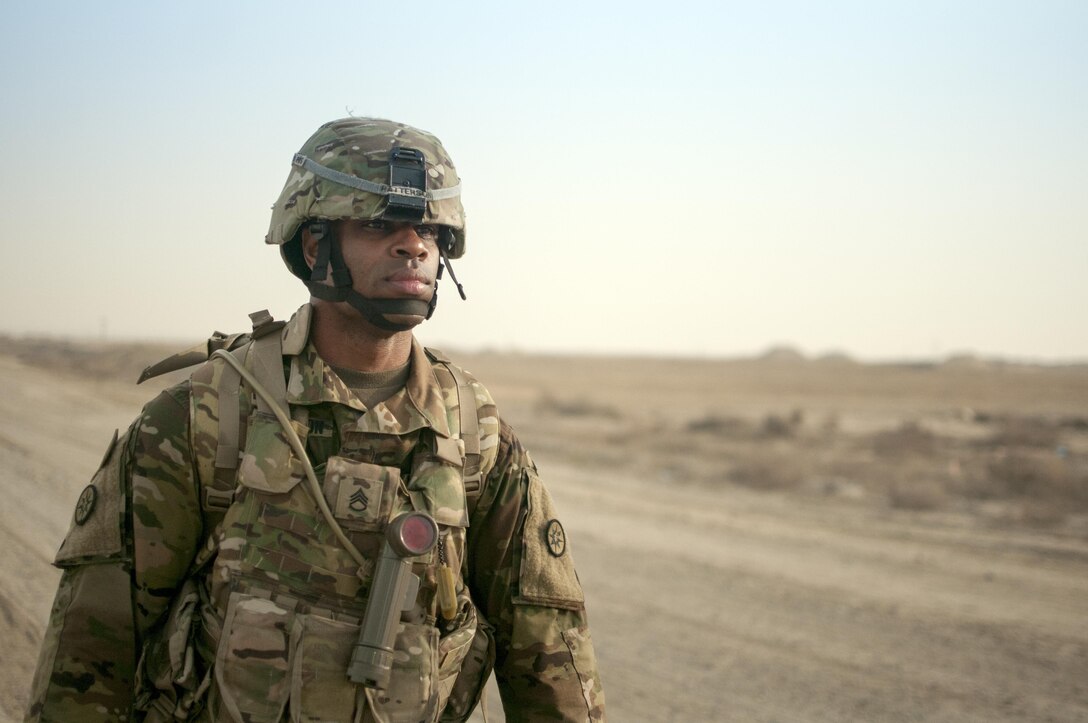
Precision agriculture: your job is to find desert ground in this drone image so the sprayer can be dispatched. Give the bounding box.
[1,337,1086,722]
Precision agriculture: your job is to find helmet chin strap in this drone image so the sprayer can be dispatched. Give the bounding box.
[309,284,431,332]
[438,245,467,301]
[306,223,433,332]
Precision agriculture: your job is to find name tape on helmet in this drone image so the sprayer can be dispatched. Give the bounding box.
[292,154,461,201]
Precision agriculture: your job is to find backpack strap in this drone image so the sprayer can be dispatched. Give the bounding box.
[425,348,483,514]
[135,326,254,523]
[204,310,288,517]
[447,363,482,494]
[208,349,243,511]
[246,310,289,415]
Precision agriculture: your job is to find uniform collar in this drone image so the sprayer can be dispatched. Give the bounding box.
[280,303,451,437]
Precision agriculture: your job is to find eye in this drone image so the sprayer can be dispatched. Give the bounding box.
[363,219,388,232]
[414,224,440,241]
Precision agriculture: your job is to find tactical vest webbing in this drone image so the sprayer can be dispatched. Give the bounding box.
[139,309,486,534]
[135,310,499,722]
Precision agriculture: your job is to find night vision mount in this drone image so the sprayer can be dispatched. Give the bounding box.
[383,147,428,222]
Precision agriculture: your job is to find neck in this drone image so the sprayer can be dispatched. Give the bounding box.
[309,299,414,372]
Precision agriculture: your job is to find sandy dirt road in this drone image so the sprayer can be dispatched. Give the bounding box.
[2,348,1086,722]
[552,461,1088,722]
[0,354,159,723]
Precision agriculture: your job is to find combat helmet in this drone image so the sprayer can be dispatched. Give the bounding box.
[267,117,467,330]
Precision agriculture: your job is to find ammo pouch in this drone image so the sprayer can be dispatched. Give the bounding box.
[439,614,495,722]
[135,577,215,722]
[204,589,482,723]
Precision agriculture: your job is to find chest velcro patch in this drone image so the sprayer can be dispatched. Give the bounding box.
[325,457,400,532]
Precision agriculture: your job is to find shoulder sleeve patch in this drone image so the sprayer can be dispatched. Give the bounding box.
[514,468,585,611]
[55,428,129,566]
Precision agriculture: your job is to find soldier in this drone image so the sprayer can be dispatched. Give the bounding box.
[26,118,605,722]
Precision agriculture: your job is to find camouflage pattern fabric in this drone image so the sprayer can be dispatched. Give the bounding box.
[26,305,604,722]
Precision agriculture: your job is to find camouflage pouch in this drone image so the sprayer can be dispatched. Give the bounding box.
[236,412,307,495]
[135,577,213,721]
[407,456,469,528]
[439,611,494,722]
[288,612,358,722]
[212,592,294,723]
[288,612,446,723]
[213,598,444,722]
[434,602,480,708]
[364,621,440,723]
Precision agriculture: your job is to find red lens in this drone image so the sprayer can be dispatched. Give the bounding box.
[399,514,436,554]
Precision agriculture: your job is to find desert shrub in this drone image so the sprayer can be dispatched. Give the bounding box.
[728,454,804,491]
[872,422,936,457]
[1059,416,1088,432]
[535,394,620,419]
[760,414,793,438]
[647,431,707,456]
[954,450,1088,525]
[1018,499,1070,527]
[987,451,1083,501]
[688,410,803,439]
[989,418,1061,449]
[888,478,948,511]
[759,410,803,439]
[686,414,752,437]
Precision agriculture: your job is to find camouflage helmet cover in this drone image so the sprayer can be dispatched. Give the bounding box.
[267,117,466,276]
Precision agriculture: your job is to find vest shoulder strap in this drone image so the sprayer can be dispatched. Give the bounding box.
[196,310,289,527]
[424,347,484,516]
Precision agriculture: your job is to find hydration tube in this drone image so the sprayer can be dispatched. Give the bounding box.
[210,348,368,573]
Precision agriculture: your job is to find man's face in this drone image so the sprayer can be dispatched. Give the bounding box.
[338,219,441,299]
[302,218,443,327]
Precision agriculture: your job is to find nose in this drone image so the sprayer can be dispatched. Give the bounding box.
[390,224,430,259]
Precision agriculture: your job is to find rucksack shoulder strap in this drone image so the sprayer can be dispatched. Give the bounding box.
[425,347,483,512]
[245,309,289,415]
[198,310,288,521]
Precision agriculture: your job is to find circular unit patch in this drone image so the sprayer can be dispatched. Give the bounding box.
[545,519,567,557]
[74,485,98,526]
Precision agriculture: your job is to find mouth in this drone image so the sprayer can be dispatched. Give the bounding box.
[384,271,433,296]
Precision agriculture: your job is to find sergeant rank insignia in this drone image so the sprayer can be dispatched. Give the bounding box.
[349,489,369,513]
[545,519,566,557]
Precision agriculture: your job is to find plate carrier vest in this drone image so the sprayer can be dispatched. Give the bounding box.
[135,310,494,723]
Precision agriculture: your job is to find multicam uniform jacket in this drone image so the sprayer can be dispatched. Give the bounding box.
[26,305,605,722]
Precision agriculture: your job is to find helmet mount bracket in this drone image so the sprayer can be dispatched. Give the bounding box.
[383,147,428,223]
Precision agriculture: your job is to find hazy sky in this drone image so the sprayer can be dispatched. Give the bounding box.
[1,1,1085,361]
